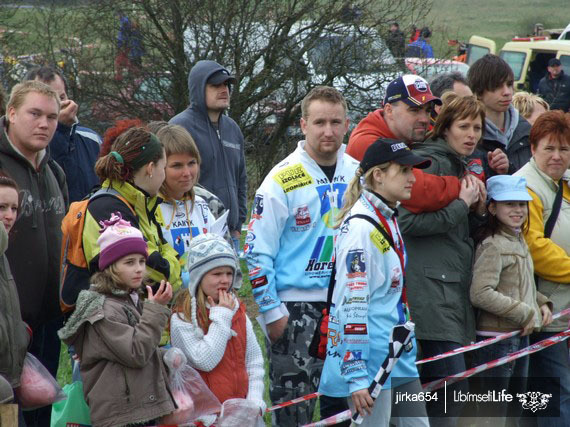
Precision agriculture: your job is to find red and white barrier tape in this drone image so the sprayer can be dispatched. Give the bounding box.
[415,307,570,365]
[302,409,353,427]
[266,391,321,412]
[271,310,570,420]
[422,328,570,392]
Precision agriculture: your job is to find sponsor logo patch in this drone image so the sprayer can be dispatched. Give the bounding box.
[295,204,311,226]
[346,249,366,278]
[305,235,335,277]
[344,323,367,335]
[274,164,314,193]
[316,183,348,228]
[251,275,268,289]
[251,195,263,219]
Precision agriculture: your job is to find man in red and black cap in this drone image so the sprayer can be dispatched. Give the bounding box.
[347,74,462,213]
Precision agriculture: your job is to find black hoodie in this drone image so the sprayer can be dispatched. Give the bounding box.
[0,118,68,328]
[169,60,247,233]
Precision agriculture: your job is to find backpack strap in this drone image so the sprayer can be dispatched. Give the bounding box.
[88,187,136,217]
[544,178,564,238]
[325,213,394,312]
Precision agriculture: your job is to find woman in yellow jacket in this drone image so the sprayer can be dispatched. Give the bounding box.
[82,127,181,292]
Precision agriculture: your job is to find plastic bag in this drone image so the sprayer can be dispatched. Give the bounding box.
[15,353,66,410]
[160,348,221,425]
[217,398,265,427]
[50,381,92,427]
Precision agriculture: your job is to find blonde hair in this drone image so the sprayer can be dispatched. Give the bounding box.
[173,287,211,332]
[7,80,60,114]
[335,163,390,227]
[156,124,202,203]
[512,91,549,120]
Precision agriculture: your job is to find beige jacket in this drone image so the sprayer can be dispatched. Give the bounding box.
[470,226,551,332]
[59,289,175,427]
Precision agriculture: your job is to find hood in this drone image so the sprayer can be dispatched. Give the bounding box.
[188,60,232,117]
[57,289,105,343]
[484,105,520,148]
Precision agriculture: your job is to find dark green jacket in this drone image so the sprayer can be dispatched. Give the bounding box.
[398,138,476,345]
[0,225,29,388]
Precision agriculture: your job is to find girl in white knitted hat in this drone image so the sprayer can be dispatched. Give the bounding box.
[170,233,266,421]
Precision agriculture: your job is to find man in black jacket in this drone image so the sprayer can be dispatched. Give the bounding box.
[1,80,68,427]
[538,58,570,112]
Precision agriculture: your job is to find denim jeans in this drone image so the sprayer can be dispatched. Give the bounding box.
[472,335,529,425]
[522,331,570,427]
[417,340,468,427]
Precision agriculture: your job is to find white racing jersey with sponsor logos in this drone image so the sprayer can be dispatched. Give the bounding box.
[245,141,358,324]
[319,191,419,397]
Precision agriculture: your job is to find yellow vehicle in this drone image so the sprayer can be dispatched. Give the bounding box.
[466,36,570,92]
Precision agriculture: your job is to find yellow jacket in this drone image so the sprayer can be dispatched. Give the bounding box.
[82,179,182,292]
[515,159,570,331]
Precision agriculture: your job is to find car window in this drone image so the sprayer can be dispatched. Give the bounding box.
[467,45,490,66]
[500,51,526,81]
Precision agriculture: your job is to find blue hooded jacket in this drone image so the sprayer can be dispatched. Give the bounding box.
[169,60,247,233]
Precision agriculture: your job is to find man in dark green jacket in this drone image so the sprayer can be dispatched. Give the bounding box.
[0,80,67,427]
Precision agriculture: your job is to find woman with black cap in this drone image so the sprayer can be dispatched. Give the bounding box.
[318,138,431,426]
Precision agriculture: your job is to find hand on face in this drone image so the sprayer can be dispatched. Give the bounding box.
[207,289,236,310]
[58,99,78,127]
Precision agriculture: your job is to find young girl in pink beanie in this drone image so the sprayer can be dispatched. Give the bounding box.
[59,212,176,427]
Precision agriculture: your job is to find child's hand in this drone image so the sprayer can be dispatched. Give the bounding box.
[147,280,172,306]
[540,304,553,327]
[207,290,236,310]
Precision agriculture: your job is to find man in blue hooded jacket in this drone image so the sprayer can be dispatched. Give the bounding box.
[169,60,247,252]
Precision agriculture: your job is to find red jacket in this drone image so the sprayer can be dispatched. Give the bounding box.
[199,303,249,404]
[347,109,461,213]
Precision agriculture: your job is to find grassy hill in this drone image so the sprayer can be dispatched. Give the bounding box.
[427,0,570,57]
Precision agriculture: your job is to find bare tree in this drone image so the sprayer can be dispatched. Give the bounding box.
[1,0,432,193]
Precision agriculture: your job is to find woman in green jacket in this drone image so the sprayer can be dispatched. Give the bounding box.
[83,127,182,292]
[398,93,487,424]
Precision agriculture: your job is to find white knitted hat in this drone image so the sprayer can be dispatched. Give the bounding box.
[186,233,237,334]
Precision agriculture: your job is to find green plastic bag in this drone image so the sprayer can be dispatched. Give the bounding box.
[50,381,92,427]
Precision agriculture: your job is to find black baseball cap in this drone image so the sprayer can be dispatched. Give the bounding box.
[360,138,431,173]
[207,69,237,85]
[548,58,562,67]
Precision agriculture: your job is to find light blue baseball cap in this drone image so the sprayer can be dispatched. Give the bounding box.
[486,175,532,202]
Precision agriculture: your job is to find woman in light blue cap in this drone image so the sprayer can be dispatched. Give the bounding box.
[470,175,553,425]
